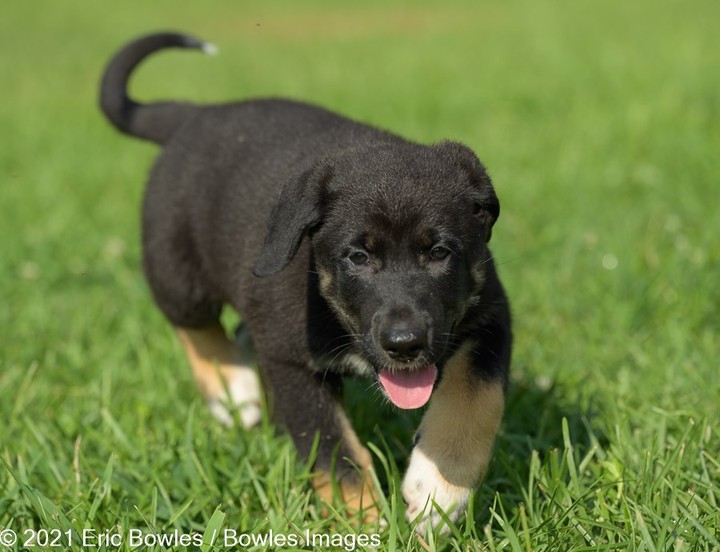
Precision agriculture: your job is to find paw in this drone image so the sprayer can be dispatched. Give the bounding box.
[209,366,262,428]
[402,448,471,534]
[313,467,383,526]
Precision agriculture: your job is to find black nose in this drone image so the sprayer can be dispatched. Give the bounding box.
[380,327,427,362]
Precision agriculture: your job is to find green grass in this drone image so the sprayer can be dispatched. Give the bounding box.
[1,0,719,550]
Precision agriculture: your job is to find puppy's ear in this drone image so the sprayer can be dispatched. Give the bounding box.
[438,141,500,242]
[253,164,332,277]
[472,187,499,242]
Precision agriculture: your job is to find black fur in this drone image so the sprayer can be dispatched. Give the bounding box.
[100,32,511,481]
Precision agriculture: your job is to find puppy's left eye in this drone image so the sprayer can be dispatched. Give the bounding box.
[429,246,451,261]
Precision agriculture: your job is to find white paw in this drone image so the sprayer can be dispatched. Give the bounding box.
[209,366,262,428]
[402,448,471,534]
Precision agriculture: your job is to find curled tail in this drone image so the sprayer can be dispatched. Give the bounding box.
[99,32,216,144]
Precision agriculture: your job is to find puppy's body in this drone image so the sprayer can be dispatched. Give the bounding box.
[101,33,511,530]
[143,99,394,326]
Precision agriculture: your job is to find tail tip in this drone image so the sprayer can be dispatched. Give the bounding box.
[201,41,219,56]
[179,34,218,55]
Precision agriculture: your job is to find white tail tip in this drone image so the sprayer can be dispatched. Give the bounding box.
[201,42,218,56]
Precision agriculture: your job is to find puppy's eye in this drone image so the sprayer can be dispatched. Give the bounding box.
[348,251,370,266]
[429,246,451,261]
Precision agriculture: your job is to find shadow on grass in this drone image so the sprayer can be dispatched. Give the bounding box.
[477,376,605,524]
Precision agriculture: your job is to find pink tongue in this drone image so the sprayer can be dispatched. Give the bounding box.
[378,364,438,409]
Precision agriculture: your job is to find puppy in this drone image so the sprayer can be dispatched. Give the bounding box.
[100,32,511,531]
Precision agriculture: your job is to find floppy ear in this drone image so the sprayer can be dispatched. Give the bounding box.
[437,141,500,242]
[253,164,332,277]
[473,178,499,243]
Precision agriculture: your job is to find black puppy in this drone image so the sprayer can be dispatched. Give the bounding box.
[100,32,511,531]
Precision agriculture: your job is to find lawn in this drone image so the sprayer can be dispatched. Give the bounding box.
[1,0,718,550]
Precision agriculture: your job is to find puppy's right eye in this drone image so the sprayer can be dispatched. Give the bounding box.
[348,251,370,266]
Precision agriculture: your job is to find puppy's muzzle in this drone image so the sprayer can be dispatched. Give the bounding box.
[380,325,427,362]
[373,312,438,410]
[374,303,431,365]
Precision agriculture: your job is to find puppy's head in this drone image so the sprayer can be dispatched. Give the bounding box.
[254,141,499,409]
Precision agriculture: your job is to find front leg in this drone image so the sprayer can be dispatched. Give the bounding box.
[402,341,506,533]
[259,356,380,521]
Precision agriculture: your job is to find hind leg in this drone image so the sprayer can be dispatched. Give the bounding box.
[142,215,262,427]
[177,322,262,428]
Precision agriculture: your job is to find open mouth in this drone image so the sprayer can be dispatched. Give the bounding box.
[377,364,438,409]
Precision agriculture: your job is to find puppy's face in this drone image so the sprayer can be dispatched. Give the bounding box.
[254,141,499,409]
